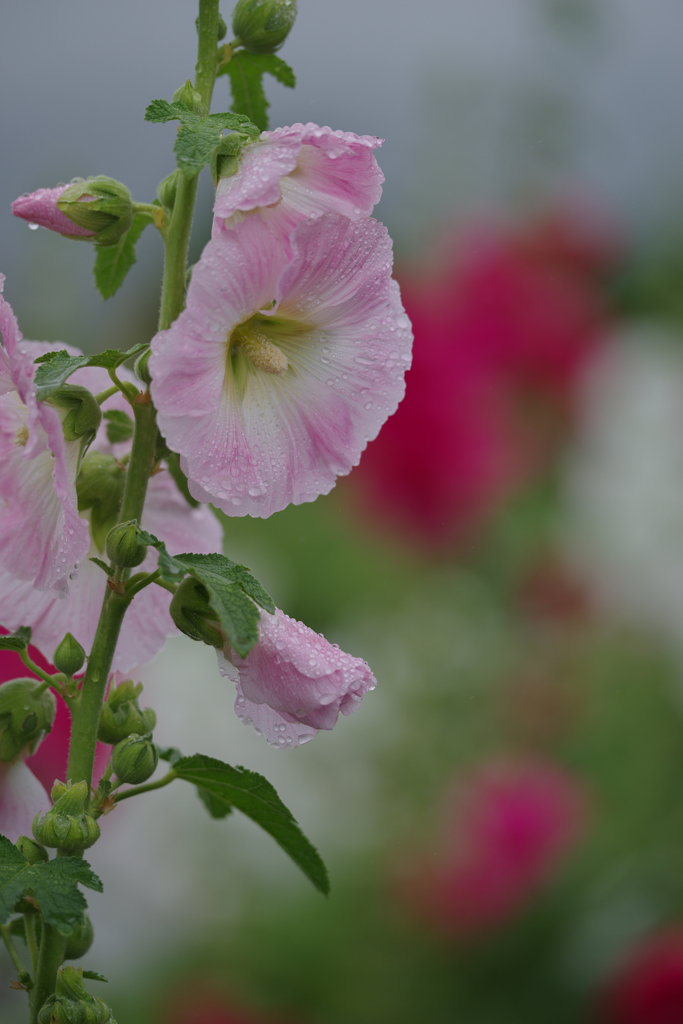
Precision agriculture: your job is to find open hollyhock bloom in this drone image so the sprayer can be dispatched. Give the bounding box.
[150,212,412,517]
[0,277,90,593]
[217,608,376,748]
[212,122,384,245]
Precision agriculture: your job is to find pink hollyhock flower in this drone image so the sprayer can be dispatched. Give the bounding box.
[217,608,376,748]
[0,276,90,592]
[0,759,51,843]
[601,928,683,1024]
[12,185,96,238]
[0,373,224,674]
[401,757,587,935]
[212,123,384,246]
[150,212,411,517]
[353,209,613,545]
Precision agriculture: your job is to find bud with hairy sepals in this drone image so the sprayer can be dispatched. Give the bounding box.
[48,384,102,450]
[232,0,297,53]
[53,633,85,678]
[64,914,94,960]
[0,681,56,761]
[33,780,100,851]
[15,835,48,864]
[111,733,158,785]
[76,452,126,554]
[57,175,134,247]
[98,678,156,745]
[105,519,147,568]
[170,577,224,648]
[172,79,203,113]
[38,967,114,1024]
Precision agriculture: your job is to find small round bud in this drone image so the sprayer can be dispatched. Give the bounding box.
[57,175,134,247]
[38,967,115,1024]
[97,679,156,745]
[156,169,180,211]
[0,680,57,761]
[76,452,126,553]
[170,577,224,648]
[111,734,158,785]
[48,384,102,447]
[172,79,203,112]
[232,0,297,53]
[105,520,148,568]
[15,835,48,865]
[134,347,152,386]
[33,781,100,852]
[195,11,228,40]
[53,633,85,678]
[64,914,94,961]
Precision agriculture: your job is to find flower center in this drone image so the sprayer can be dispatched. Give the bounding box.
[231,324,289,376]
[14,425,29,447]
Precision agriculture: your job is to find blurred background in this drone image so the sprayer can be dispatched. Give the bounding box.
[4,1,683,1021]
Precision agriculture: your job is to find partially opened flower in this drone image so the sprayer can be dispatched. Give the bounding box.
[213,123,384,246]
[0,276,91,593]
[150,212,412,517]
[12,185,97,239]
[217,608,376,748]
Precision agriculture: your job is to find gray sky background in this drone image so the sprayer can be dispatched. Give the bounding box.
[2,0,683,351]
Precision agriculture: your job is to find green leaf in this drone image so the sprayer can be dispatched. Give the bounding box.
[34,344,147,401]
[219,52,295,131]
[93,211,151,300]
[89,558,112,576]
[137,538,275,657]
[82,971,108,983]
[0,836,103,936]
[144,99,259,176]
[196,786,233,819]
[158,746,183,765]
[173,755,329,894]
[0,627,32,652]
[103,409,134,444]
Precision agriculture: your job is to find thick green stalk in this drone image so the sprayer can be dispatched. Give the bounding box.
[30,4,223,1016]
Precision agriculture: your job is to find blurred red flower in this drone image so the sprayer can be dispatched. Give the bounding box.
[354,209,615,544]
[401,756,587,936]
[601,929,683,1024]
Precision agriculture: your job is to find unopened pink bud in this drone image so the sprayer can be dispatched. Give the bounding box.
[12,185,96,239]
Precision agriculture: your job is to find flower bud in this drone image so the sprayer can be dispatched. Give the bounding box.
[105,519,148,569]
[172,79,203,113]
[111,734,158,785]
[195,11,228,40]
[12,184,98,239]
[48,384,102,448]
[134,346,152,386]
[169,577,224,648]
[33,781,100,851]
[53,633,85,678]
[98,679,156,745]
[156,170,180,212]
[51,780,68,802]
[15,835,48,864]
[0,681,57,761]
[56,175,134,247]
[64,914,94,960]
[38,967,114,1024]
[232,0,297,53]
[76,452,126,553]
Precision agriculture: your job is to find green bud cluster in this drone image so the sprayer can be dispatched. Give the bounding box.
[105,520,148,569]
[53,633,86,678]
[232,0,297,53]
[33,781,100,851]
[57,175,134,247]
[0,680,56,761]
[38,967,115,1024]
[98,679,156,745]
[169,577,224,648]
[111,733,158,785]
[76,452,126,553]
[48,385,102,449]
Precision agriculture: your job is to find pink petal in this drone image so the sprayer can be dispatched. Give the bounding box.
[0,760,51,844]
[12,185,96,238]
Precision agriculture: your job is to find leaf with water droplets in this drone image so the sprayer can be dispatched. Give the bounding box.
[144,98,259,176]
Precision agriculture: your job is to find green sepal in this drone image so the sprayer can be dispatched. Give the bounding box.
[98,679,156,746]
[93,211,151,300]
[0,627,32,652]
[0,680,57,761]
[38,966,115,1024]
[34,345,147,401]
[33,781,100,851]
[219,51,295,131]
[111,734,158,785]
[47,384,102,446]
[82,972,108,983]
[231,0,297,55]
[144,98,259,177]
[89,558,112,576]
[173,755,329,894]
[76,452,126,554]
[102,409,134,444]
[0,834,102,936]
[138,535,275,657]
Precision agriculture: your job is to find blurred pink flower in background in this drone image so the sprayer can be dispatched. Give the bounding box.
[164,987,292,1024]
[354,209,616,545]
[401,757,587,936]
[600,928,683,1024]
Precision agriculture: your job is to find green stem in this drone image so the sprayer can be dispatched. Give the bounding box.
[0,923,26,975]
[114,769,177,804]
[29,924,64,1024]
[94,384,120,405]
[19,652,62,693]
[24,915,38,976]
